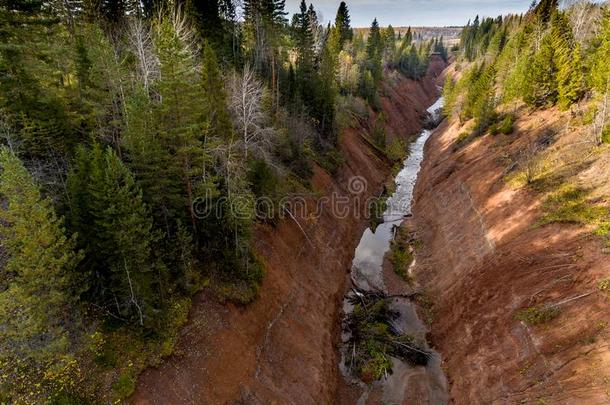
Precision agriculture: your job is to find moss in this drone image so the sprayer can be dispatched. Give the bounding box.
[515,306,560,325]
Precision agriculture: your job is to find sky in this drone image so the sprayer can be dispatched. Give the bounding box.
[284,0,534,27]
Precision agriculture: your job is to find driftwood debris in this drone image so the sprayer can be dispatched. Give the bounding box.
[343,288,431,380]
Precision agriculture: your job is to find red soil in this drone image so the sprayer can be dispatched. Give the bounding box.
[413,96,610,403]
[131,58,445,404]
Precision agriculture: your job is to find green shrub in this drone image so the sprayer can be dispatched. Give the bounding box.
[601,124,610,144]
[385,139,406,162]
[390,248,414,283]
[497,114,514,134]
[344,294,429,382]
[112,371,136,399]
[515,306,560,325]
[371,122,387,149]
[317,146,345,175]
[216,250,265,305]
[336,95,369,129]
[248,159,283,220]
[598,277,610,296]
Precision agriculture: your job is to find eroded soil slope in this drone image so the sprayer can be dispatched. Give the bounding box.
[132,57,445,404]
[413,102,610,403]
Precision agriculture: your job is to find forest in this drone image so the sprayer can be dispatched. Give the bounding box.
[0,0,449,402]
[443,0,609,142]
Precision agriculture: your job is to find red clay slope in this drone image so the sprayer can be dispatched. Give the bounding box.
[131,57,446,404]
[413,97,610,403]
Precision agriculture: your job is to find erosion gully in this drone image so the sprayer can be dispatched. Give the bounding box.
[340,97,448,404]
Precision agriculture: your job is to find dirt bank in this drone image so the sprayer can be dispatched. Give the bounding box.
[412,91,610,402]
[131,57,445,404]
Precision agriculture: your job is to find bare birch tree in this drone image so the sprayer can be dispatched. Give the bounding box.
[128,18,159,90]
[228,65,275,158]
[563,0,601,46]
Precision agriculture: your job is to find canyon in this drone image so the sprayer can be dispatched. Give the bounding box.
[132,57,447,404]
[134,58,610,405]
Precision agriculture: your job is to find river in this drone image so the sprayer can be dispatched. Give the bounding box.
[340,97,448,404]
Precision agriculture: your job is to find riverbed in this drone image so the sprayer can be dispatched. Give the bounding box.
[341,97,448,404]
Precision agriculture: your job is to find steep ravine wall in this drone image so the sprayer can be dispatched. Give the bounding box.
[131,57,446,404]
[412,70,610,403]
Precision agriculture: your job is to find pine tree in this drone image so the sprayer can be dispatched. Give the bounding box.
[122,88,184,237]
[382,25,396,62]
[0,147,81,366]
[0,0,77,157]
[154,16,216,232]
[472,64,497,134]
[242,0,287,73]
[533,0,558,24]
[334,1,352,46]
[366,18,383,85]
[317,24,341,140]
[557,43,585,110]
[201,41,234,139]
[295,0,316,107]
[591,10,610,94]
[525,30,558,107]
[68,145,161,326]
[95,147,160,326]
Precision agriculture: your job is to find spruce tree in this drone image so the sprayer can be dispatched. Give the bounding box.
[122,88,184,236]
[334,1,352,46]
[68,145,161,326]
[591,10,610,94]
[201,41,234,140]
[0,0,77,157]
[557,43,585,110]
[317,25,341,140]
[0,147,81,367]
[525,30,558,107]
[295,0,316,107]
[366,18,383,85]
[533,0,558,24]
[154,16,216,232]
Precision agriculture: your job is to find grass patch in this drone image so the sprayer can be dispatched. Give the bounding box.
[95,295,193,402]
[456,131,470,144]
[540,185,608,224]
[515,306,560,325]
[540,185,610,245]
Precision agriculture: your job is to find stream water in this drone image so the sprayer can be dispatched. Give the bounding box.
[341,97,448,404]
